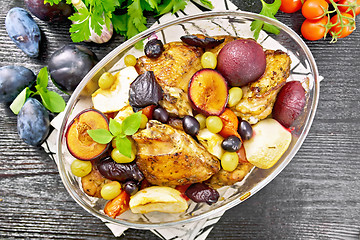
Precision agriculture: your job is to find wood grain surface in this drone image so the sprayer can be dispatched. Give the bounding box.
[1,0,360,239]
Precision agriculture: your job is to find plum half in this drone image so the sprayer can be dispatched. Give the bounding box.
[272,81,306,128]
[217,39,266,87]
[188,69,228,116]
[66,109,109,160]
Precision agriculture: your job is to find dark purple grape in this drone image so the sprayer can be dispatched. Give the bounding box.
[0,66,36,103]
[182,115,200,136]
[144,39,164,58]
[17,98,50,146]
[5,7,41,57]
[185,183,220,205]
[48,44,97,92]
[129,71,163,110]
[97,157,144,182]
[153,107,169,123]
[238,120,253,140]
[180,35,225,48]
[24,0,72,22]
[221,135,241,152]
[123,180,139,195]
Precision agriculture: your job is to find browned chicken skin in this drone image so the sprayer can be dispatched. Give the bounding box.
[81,165,111,198]
[231,50,291,124]
[132,120,220,186]
[135,41,203,117]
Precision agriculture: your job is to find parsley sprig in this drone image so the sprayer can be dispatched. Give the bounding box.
[10,67,66,114]
[250,0,281,40]
[44,0,213,43]
[87,112,142,158]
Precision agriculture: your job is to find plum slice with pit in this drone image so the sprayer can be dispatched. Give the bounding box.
[188,69,228,116]
[66,109,109,160]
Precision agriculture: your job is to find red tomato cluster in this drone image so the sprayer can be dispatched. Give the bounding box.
[280,0,359,42]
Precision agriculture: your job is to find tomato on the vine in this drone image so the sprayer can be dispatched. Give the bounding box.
[280,0,303,13]
[337,0,360,16]
[302,0,329,19]
[301,16,329,40]
[330,13,355,38]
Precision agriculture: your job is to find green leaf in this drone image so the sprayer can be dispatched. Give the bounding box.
[158,0,174,15]
[122,111,142,136]
[10,87,32,115]
[199,0,213,9]
[87,129,114,144]
[109,118,123,136]
[44,0,61,5]
[112,14,128,34]
[37,87,66,113]
[172,0,187,13]
[115,136,132,158]
[37,67,49,89]
[263,23,280,35]
[251,0,281,40]
[69,8,92,42]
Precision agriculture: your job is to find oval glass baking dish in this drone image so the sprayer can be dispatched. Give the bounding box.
[57,10,320,229]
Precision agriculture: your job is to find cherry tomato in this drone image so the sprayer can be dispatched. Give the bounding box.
[302,0,329,19]
[301,16,329,40]
[330,13,355,38]
[338,0,360,16]
[325,0,340,2]
[280,0,303,13]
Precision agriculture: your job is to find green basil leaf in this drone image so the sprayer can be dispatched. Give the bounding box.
[109,118,123,136]
[115,136,132,158]
[263,23,280,35]
[122,111,142,136]
[9,87,32,114]
[37,67,49,89]
[37,87,66,113]
[87,129,113,144]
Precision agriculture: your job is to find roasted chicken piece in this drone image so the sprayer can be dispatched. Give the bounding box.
[207,162,253,188]
[135,42,203,117]
[231,50,291,124]
[132,120,220,186]
[81,166,111,198]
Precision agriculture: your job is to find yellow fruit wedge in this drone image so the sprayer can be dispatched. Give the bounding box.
[129,186,188,214]
[243,118,292,169]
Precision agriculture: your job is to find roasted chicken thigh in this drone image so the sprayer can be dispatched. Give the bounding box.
[135,42,203,117]
[132,120,220,186]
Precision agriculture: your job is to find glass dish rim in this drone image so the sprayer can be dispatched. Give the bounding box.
[56,10,320,229]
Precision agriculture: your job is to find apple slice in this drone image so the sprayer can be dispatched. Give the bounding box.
[243,118,292,169]
[66,109,109,161]
[188,69,228,116]
[129,186,188,214]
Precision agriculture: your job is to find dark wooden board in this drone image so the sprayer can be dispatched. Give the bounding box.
[1,0,360,239]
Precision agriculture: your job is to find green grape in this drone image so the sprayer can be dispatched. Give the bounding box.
[206,116,223,133]
[124,54,137,67]
[228,87,243,107]
[201,52,217,69]
[101,181,121,200]
[220,152,239,172]
[139,114,148,129]
[71,159,92,177]
[98,72,115,90]
[195,113,206,129]
[111,146,136,163]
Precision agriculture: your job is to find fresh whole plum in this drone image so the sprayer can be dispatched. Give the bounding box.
[17,98,50,146]
[0,66,36,103]
[24,0,72,22]
[217,39,266,87]
[48,44,98,92]
[272,81,306,128]
[5,7,41,58]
